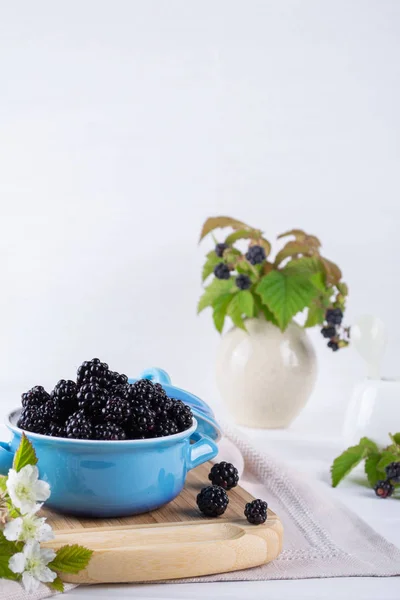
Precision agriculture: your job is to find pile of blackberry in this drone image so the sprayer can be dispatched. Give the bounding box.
[17,359,193,441]
[321,308,350,351]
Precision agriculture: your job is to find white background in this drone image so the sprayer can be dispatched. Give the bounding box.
[0,0,399,436]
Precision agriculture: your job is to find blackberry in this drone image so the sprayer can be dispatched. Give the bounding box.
[130,379,157,406]
[21,386,50,409]
[168,399,193,432]
[214,263,230,280]
[245,245,266,265]
[385,462,400,483]
[107,371,128,390]
[209,462,239,490]
[374,480,394,499]
[17,407,48,435]
[215,243,228,258]
[94,423,126,441]
[102,397,131,425]
[327,340,339,352]
[110,383,131,400]
[77,382,108,411]
[77,358,109,387]
[154,418,179,438]
[48,422,66,438]
[152,395,173,418]
[326,308,343,326]
[52,379,77,400]
[42,397,69,424]
[196,486,229,517]
[65,410,93,439]
[129,405,156,437]
[236,274,251,291]
[321,326,336,339]
[245,499,268,524]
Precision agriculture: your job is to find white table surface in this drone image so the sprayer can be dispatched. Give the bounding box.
[1,425,399,599]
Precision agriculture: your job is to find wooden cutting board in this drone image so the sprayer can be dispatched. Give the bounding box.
[41,462,283,584]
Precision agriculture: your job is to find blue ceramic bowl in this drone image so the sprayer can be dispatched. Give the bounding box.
[0,411,218,517]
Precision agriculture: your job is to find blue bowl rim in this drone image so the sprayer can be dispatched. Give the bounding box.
[6,409,198,448]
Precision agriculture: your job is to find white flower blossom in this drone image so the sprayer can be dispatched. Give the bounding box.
[9,541,56,593]
[4,513,54,543]
[6,465,50,514]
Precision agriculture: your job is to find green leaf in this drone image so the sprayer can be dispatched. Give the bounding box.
[199,216,253,241]
[202,252,221,282]
[390,433,400,446]
[365,453,386,487]
[337,282,349,296]
[377,451,400,473]
[49,544,93,575]
[12,433,37,472]
[330,438,377,487]
[236,290,255,318]
[0,555,19,580]
[47,576,65,592]
[197,278,235,313]
[253,293,279,326]
[212,295,233,333]
[285,256,323,276]
[0,531,19,555]
[227,294,246,330]
[274,241,314,267]
[256,270,318,331]
[225,229,261,245]
[304,303,325,328]
[0,476,6,492]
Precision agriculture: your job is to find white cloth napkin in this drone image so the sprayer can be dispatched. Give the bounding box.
[2,427,399,599]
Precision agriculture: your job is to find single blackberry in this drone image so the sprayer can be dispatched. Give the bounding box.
[168,399,193,432]
[94,422,126,441]
[17,407,48,435]
[374,480,394,499]
[77,358,109,387]
[130,379,157,406]
[65,410,93,439]
[129,405,156,437]
[197,486,229,517]
[21,386,50,409]
[215,243,228,258]
[107,371,128,390]
[48,422,66,438]
[245,245,266,265]
[245,499,268,524]
[235,274,251,290]
[152,395,173,418]
[42,397,69,424]
[154,417,179,438]
[154,382,168,399]
[52,379,77,400]
[327,340,339,352]
[102,397,131,425]
[214,263,230,280]
[321,326,336,339]
[77,382,108,411]
[326,308,343,326]
[385,462,400,483]
[209,462,239,490]
[110,383,131,400]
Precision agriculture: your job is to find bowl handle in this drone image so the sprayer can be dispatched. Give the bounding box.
[139,368,172,385]
[187,432,218,471]
[0,441,14,475]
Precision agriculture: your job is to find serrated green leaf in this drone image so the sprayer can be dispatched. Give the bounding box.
[253,293,279,326]
[274,241,313,266]
[49,544,93,575]
[304,303,325,328]
[365,452,386,487]
[225,229,261,245]
[202,252,221,282]
[197,278,235,313]
[359,437,379,453]
[310,272,326,292]
[199,216,253,242]
[13,433,37,472]
[377,451,400,473]
[212,295,233,333]
[223,248,242,263]
[47,576,65,592]
[390,433,400,446]
[331,442,371,487]
[235,290,255,318]
[0,531,19,555]
[285,256,323,276]
[0,555,19,580]
[227,294,246,330]
[256,271,318,331]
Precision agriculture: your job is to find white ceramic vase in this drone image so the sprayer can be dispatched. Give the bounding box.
[216,318,317,428]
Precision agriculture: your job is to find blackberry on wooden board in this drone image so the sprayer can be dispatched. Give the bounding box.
[208,462,239,490]
[196,486,229,517]
[245,499,268,524]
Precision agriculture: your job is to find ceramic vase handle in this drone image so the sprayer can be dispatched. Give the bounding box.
[187,432,218,471]
[0,441,14,475]
[139,368,172,385]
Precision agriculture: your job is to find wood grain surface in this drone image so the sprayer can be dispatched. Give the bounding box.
[41,462,283,584]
